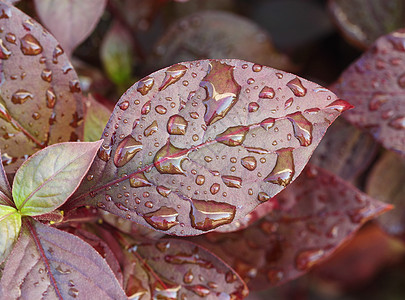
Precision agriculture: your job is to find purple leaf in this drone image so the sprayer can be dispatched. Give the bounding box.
[0,1,85,172]
[34,0,107,56]
[190,165,392,290]
[70,59,352,235]
[0,220,126,299]
[0,153,12,207]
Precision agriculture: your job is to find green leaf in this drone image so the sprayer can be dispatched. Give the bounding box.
[84,95,112,142]
[12,141,102,216]
[0,205,21,264]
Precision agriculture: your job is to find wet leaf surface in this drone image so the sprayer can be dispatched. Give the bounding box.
[310,118,378,183]
[190,165,392,290]
[13,141,102,216]
[0,2,85,172]
[329,0,405,49]
[366,150,405,236]
[0,220,126,299]
[34,0,107,56]
[83,95,112,142]
[151,11,293,72]
[0,204,20,264]
[333,29,405,155]
[70,59,351,236]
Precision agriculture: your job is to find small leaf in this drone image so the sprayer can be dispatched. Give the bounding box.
[0,205,21,264]
[0,220,126,299]
[100,21,134,87]
[71,59,351,235]
[34,0,107,55]
[13,141,102,216]
[329,0,405,49]
[191,165,392,289]
[0,2,85,173]
[0,152,13,207]
[84,95,112,142]
[333,29,405,156]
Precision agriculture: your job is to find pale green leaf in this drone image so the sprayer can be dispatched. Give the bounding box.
[84,95,112,142]
[0,205,21,264]
[12,141,102,216]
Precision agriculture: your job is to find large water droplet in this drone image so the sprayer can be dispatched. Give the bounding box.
[248,102,259,112]
[156,185,171,197]
[144,120,158,137]
[295,249,324,271]
[190,199,236,231]
[141,100,151,115]
[98,144,112,162]
[287,112,313,147]
[325,99,353,113]
[69,80,81,93]
[264,148,295,186]
[200,61,241,125]
[52,45,64,63]
[155,105,167,114]
[241,156,257,171]
[260,117,275,130]
[5,33,16,44]
[143,206,179,230]
[119,100,129,110]
[195,175,205,185]
[46,88,56,108]
[20,34,42,55]
[153,141,189,175]
[186,285,211,297]
[259,86,275,99]
[137,76,154,95]
[210,183,220,195]
[221,175,242,188]
[215,125,249,146]
[167,114,188,135]
[287,77,307,97]
[11,89,33,104]
[159,64,188,91]
[113,135,142,167]
[41,69,52,82]
[258,192,270,202]
[0,38,11,59]
[388,116,405,129]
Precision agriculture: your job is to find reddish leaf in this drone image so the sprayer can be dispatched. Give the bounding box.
[151,11,294,72]
[69,59,351,235]
[328,0,405,49]
[190,165,391,290]
[0,220,126,299]
[0,153,12,206]
[332,29,405,155]
[0,2,84,172]
[366,150,405,236]
[34,0,107,56]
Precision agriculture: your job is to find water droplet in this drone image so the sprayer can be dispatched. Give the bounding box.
[0,6,11,19]
[11,89,33,104]
[252,64,262,72]
[159,64,188,90]
[153,141,188,175]
[287,112,313,147]
[52,45,64,63]
[259,86,275,99]
[200,61,241,125]
[145,201,153,208]
[155,105,167,114]
[190,199,235,231]
[267,269,284,285]
[115,202,129,211]
[184,270,194,283]
[186,285,211,297]
[55,265,71,274]
[98,144,112,162]
[215,125,249,146]
[287,77,307,97]
[129,172,152,188]
[156,185,171,197]
[225,271,237,283]
[248,102,259,112]
[369,93,387,111]
[144,120,158,137]
[247,78,255,84]
[0,38,11,59]
[141,100,151,115]
[32,112,40,120]
[195,175,205,185]
[143,206,179,230]
[240,156,257,171]
[258,192,270,202]
[260,117,275,130]
[20,34,42,55]
[264,148,295,186]
[68,288,79,298]
[325,99,353,113]
[69,80,81,93]
[295,249,324,271]
[210,183,220,195]
[41,69,52,82]
[204,156,213,162]
[167,114,188,135]
[388,116,405,129]
[114,135,142,167]
[45,88,56,108]
[137,76,154,95]
[119,100,129,110]
[284,97,293,109]
[221,175,242,188]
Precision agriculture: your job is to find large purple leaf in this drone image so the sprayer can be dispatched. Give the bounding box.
[332,29,405,155]
[0,2,84,172]
[0,220,126,299]
[69,59,352,235]
[190,165,391,290]
[34,0,107,56]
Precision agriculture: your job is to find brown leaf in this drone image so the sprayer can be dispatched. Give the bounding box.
[69,59,351,236]
[190,165,392,290]
[329,0,405,49]
[333,29,405,155]
[0,2,84,172]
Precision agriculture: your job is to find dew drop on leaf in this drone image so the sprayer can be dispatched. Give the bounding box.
[143,206,179,230]
[113,135,143,167]
[264,148,295,186]
[20,34,43,55]
[190,199,236,231]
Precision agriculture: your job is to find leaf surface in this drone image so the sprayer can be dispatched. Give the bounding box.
[83,95,112,142]
[34,0,107,56]
[0,2,85,172]
[0,220,126,299]
[13,141,102,216]
[71,59,351,235]
[0,204,20,264]
[329,0,405,49]
[190,165,392,289]
[0,153,12,206]
[333,29,405,155]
